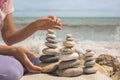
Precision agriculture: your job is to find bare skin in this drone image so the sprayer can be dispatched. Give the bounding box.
[0,13,62,73]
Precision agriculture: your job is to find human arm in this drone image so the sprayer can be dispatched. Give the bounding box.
[0,45,42,73]
[1,14,62,45]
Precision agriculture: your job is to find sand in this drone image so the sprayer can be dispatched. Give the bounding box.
[20,72,111,80]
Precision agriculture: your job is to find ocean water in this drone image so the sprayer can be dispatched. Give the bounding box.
[13,17,120,41]
[1,17,120,57]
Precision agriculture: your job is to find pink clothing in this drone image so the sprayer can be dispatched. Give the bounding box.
[0,0,14,30]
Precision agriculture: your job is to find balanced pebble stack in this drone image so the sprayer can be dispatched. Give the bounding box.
[84,50,97,74]
[56,34,83,77]
[39,29,59,73]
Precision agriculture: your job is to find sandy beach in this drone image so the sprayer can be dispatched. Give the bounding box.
[21,72,112,80]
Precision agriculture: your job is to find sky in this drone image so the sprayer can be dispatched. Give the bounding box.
[13,0,120,17]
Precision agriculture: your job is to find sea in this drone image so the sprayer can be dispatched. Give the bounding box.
[1,17,120,57]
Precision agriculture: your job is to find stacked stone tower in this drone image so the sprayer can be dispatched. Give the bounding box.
[56,34,83,77]
[39,29,59,73]
[84,50,97,74]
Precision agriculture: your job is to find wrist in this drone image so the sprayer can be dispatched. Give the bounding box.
[7,46,17,56]
[29,21,40,31]
[0,46,15,56]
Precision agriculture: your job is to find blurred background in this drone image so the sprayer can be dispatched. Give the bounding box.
[0,0,120,56]
[11,0,120,41]
[1,0,119,55]
[13,0,120,17]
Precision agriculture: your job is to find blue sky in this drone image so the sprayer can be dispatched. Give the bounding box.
[13,0,120,17]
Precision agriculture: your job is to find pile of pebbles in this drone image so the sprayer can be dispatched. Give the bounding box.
[39,29,59,73]
[84,50,97,74]
[56,34,83,77]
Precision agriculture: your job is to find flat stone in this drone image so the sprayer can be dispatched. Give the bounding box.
[45,42,57,49]
[66,37,74,41]
[39,62,59,73]
[59,59,80,69]
[39,55,59,63]
[85,52,94,57]
[59,53,79,61]
[84,60,96,67]
[85,57,95,61]
[66,34,72,38]
[47,34,56,39]
[47,29,55,34]
[84,67,97,74]
[86,49,92,53]
[63,41,75,48]
[60,48,75,54]
[46,37,57,43]
[56,67,83,77]
[42,48,58,55]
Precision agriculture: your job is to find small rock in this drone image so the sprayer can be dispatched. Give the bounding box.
[66,37,74,41]
[60,48,75,54]
[84,67,97,74]
[84,52,94,57]
[45,42,57,49]
[84,60,96,67]
[47,29,55,34]
[46,37,57,43]
[39,62,59,73]
[85,57,95,61]
[63,41,75,48]
[47,34,56,39]
[59,59,80,69]
[66,34,72,38]
[42,48,58,55]
[59,53,79,61]
[39,55,59,63]
[56,67,83,77]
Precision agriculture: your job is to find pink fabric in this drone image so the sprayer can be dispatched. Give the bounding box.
[0,0,4,8]
[0,0,14,30]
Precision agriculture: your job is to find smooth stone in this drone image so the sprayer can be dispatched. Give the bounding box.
[84,67,97,74]
[85,52,94,57]
[56,67,83,77]
[47,29,55,34]
[42,48,58,55]
[59,59,80,69]
[85,57,95,61]
[39,62,59,73]
[59,53,79,61]
[66,37,74,41]
[46,37,57,43]
[47,34,56,39]
[66,34,72,38]
[60,48,75,54]
[45,42,57,49]
[84,60,96,67]
[86,49,92,53]
[63,41,75,48]
[39,55,59,63]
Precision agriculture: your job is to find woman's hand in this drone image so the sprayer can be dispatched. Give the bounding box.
[11,46,42,73]
[30,15,62,30]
